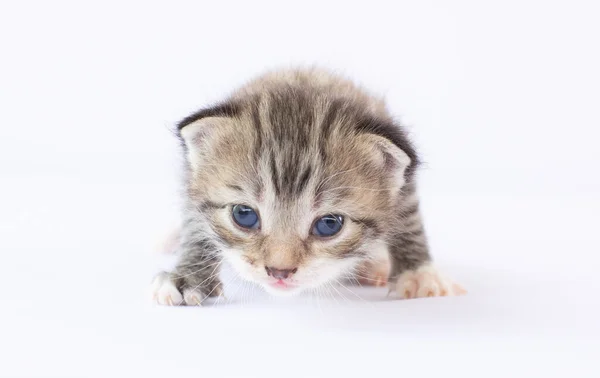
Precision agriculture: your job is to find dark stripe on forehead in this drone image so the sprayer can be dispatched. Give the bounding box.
[250,99,264,158]
[267,88,313,150]
[258,88,321,198]
[269,156,314,198]
[295,165,312,195]
[269,153,281,195]
[320,99,343,140]
[318,99,343,159]
[279,158,298,197]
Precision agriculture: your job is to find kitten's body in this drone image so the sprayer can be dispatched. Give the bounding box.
[151,68,464,305]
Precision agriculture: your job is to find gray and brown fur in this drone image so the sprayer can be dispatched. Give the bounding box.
[168,68,431,299]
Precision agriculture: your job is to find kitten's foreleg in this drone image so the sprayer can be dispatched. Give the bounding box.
[151,239,223,306]
[387,197,465,299]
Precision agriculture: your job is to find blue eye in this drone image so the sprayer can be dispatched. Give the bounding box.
[312,215,344,237]
[232,205,260,229]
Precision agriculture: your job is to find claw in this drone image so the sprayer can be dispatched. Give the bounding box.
[191,296,202,306]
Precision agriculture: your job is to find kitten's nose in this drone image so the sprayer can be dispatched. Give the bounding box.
[265,266,298,280]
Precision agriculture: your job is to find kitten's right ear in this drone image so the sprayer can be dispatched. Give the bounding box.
[178,116,228,170]
[176,102,240,170]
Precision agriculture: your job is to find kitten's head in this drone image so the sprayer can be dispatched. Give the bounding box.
[177,78,418,296]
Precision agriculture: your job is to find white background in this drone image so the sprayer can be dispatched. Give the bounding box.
[1,1,599,377]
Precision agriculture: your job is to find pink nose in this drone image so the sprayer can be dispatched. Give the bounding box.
[265,266,297,280]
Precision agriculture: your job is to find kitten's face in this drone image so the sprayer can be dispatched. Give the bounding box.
[181,106,412,296]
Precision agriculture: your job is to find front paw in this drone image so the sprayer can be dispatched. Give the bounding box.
[393,264,466,299]
[150,271,208,306]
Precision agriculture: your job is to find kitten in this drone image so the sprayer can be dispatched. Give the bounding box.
[151,68,465,305]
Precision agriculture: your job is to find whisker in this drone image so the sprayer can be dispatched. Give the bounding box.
[318,186,394,197]
[224,276,245,305]
[324,282,340,305]
[317,166,363,190]
[327,281,351,303]
[177,260,223,305]
[334,277,373,307]
[199,280,223,305]
[176,253,221,268]
[171,260,222,279]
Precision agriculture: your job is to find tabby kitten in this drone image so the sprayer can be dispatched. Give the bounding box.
[151,68,464,305]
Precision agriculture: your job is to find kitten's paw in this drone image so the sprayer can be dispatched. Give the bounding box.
[182,288,206,306]
[150,272,212,306]
[151,272,184,306]
[394,264,466,299]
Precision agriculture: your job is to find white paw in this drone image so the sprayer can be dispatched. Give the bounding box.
[151,272,183,306]
[394,264,466,299]
[182,288,206,306]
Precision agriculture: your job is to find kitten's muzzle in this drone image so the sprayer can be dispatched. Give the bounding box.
[265,266,298,280]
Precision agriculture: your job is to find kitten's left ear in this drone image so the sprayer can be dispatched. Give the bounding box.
[360,133,416,188]
[357,116,419,188]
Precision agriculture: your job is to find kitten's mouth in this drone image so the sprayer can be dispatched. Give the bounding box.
[268,279,297,290]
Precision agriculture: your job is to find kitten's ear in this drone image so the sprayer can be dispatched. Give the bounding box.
[177,102,240,170]
[178,116,228,170]
[361,133,414,188]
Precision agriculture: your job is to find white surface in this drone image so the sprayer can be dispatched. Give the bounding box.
[1,1,599,377]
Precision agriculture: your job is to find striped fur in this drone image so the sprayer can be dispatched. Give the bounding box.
[157,68,437,301]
